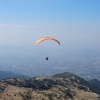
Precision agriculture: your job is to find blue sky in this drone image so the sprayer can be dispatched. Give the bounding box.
[0,0,100,24]
[0,0,100,50]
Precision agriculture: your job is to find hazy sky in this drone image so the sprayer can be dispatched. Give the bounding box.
[0,0,100,50]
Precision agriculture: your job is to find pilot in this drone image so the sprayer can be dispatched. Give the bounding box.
[46,57,49,60]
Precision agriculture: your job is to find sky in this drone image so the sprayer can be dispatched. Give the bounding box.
[0,0,100,50]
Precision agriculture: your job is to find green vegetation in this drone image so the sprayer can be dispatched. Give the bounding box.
[88,79,100,89]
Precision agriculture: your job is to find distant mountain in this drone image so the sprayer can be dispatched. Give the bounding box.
[0,72,99,100]
[88,79,100,89]
[0,70,28,80]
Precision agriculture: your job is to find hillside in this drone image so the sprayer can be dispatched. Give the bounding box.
[0,72,100,100]
[53,72,100,95]
[88,79,100,89]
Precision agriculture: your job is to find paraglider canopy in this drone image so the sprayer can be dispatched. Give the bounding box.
[35,37,60,46]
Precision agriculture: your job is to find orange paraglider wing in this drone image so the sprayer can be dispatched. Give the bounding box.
[35,37,60,46]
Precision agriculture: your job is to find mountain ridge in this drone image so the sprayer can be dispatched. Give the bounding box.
[0,72,100,100]
[0,70,28,80]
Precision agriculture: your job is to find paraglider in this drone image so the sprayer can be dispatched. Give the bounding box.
[35,37,60,60]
